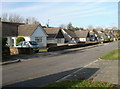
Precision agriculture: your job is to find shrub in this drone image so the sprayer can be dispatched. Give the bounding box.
[16,36,25,45]
[2,38,7,47]
[110,38,113,41]
[2,38,10,59]
[104,38,110,42]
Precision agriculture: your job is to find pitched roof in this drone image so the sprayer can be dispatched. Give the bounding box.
[98,33,106,37]
[56,29,64,38]
[18,24,40,36]
[63,29,77,38]
[43,27,59,38]
[75,30,90,38]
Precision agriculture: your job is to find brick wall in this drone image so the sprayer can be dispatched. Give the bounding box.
[10,47,19,55]
[10,47,34,55]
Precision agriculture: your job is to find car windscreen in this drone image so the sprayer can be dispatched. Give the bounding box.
[29,41,38,45]
[17,42,22,46]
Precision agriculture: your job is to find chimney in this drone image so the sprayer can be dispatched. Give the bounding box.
[46,24,49,28]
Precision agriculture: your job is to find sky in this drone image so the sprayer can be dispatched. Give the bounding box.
[1,0,119,29]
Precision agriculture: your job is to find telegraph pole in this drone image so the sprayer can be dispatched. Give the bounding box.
[48,19,49,27]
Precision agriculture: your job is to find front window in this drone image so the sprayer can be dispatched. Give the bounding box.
[35,37,42,43]
[17,42,22,46]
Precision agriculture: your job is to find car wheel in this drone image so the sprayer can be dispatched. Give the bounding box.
[35,50,39,53]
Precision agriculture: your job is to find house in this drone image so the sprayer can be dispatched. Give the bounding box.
[97,32,108,41]
[1,21,24,47]
[75,30,90,42]
[43,27,65,44]
[89,31,96,41]
[2,21,48,47]
[61,29,78,43]
[92,29,105,41]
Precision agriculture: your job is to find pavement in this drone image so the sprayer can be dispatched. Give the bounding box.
[57,59,119,85]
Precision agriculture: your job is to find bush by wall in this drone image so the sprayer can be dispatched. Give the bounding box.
[16,36,25,45]
[2,38,7,47]
[2,38,10,59]
[2,46,10,60]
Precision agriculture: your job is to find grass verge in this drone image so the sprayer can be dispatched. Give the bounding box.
[100,49,120,60]
[39,49,48,52]
[40,80,116,89]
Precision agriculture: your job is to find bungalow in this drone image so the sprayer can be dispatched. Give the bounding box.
[75,30,90,42]
[43,27,65,44]
[97,32,108,41]
[92,29,105,41]
[2,21,24,47]
[2,21,48,47]
[89,31,96,41]
[61,29,78,43]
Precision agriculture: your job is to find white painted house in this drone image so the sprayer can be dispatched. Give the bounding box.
[61,29,78,43]
[2,22,48,47]
[75,30,90,42]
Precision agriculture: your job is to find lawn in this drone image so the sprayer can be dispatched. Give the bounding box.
[39,49,48,52]
[40,80,116,89]
[100,49,120,60]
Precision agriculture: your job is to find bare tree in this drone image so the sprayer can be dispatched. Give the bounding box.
[67,22,74,30]
[9,14,24,23]
[25,17,31,24]
[112,26,118,30]
[2,13,40,24]
[2,13,8,21]
[96,26,103,30]
[25,17,40,24]
[8,13,14,22]
[87,25,94,29]
[59,24,66,29]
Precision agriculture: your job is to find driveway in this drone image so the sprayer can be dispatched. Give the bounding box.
[2,41,118,87]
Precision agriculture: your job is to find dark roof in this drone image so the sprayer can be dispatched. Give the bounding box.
[63,29,77,38]
[43,27,59,38]
[1,21,25,25]
[56,29,64,38]
[75,30,90,38]
[18,24,40,36]
[1,22,24,37]
[93,30,101,37]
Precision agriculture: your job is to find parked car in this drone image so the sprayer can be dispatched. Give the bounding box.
[16,41,39,52]
[68,40,77,44]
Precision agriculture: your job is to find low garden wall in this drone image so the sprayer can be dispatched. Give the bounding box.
[10,47,34,55]
[2,46,10,58]
[10,47,19,55]
[47,43,57,47]
[18,48,34,54]
[48,42,99,52]
[48,45,69,52]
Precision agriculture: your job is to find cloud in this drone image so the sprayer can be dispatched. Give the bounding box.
[2,2,58,16]
[1,1,118,27]
[40,2,117,21]
[1,0,120,2]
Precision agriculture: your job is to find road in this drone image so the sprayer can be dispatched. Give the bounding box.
[2,41,118,87]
